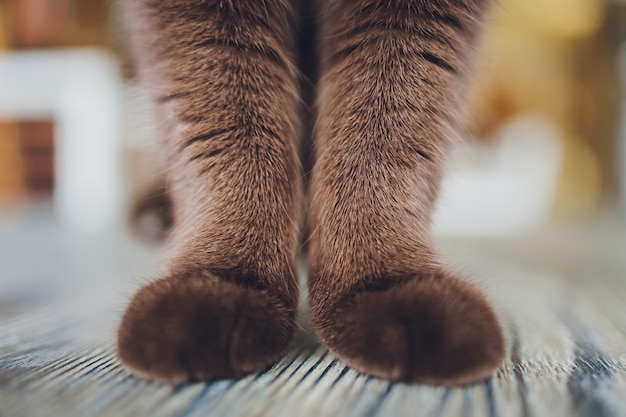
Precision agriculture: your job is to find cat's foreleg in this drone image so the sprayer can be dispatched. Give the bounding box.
[117,0,303,382]
[308,0,505,384]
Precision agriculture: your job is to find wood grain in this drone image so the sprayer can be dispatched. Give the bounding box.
[1,215,625,416]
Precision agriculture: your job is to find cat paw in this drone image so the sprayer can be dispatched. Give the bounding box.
[117,271,296,383]
[130,181,173,243]
[311,271,506,385]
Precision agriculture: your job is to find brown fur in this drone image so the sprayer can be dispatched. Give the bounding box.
[118,0,506,385]
[307,0,505,384]
[118,0,303,382]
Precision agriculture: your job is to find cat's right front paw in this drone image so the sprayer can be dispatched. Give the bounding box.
[117,271,296,383]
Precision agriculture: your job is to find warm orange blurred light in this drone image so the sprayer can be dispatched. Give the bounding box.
[12,0,70,46]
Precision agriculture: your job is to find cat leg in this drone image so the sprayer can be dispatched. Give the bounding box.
[117,0,302,382]
[308,0,505,385]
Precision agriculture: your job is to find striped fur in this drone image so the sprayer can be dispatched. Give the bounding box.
[117,0,505,384]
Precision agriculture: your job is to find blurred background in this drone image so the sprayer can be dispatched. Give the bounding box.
[0,0,625,240]
[1,4,625,411]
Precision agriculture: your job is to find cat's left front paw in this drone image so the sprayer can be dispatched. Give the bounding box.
[310,270,506,385]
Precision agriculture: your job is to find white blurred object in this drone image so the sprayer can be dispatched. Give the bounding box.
[0,49,123,233]
[433,115,564,238]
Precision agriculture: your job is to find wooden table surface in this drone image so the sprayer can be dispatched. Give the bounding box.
[1,209,625,417]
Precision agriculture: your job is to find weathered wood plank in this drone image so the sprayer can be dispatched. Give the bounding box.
[1,219,625,416]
